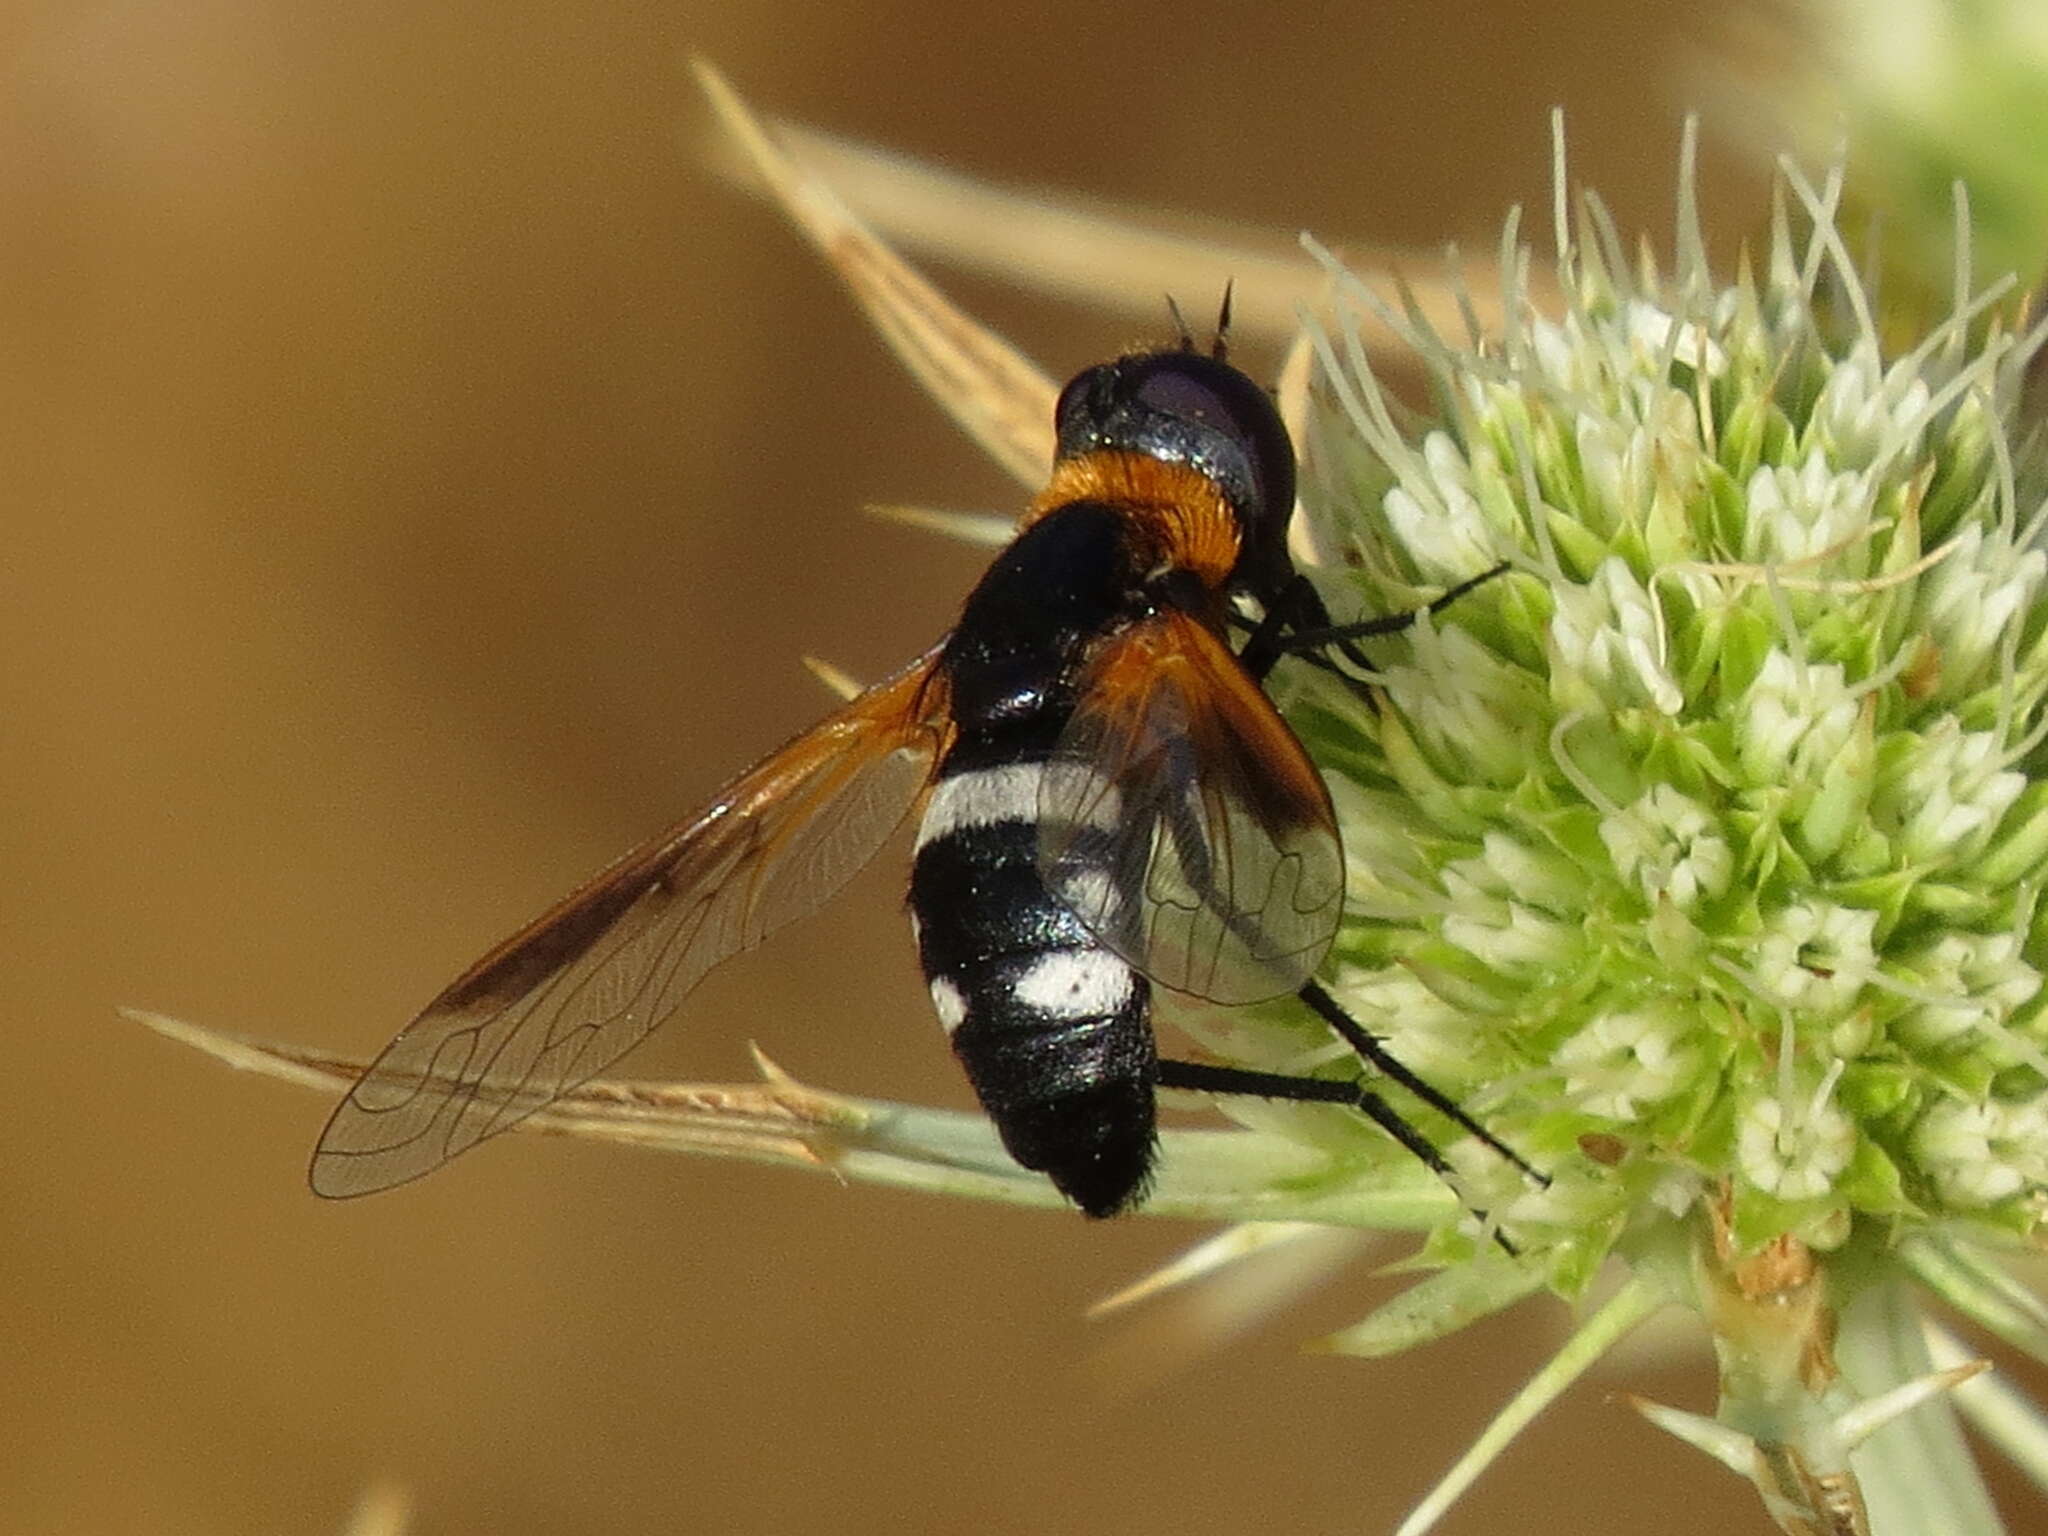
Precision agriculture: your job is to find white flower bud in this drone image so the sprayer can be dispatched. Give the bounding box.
[1556,1004,1702,1119]
[1913,1097,2048,1206]
[1738,1090,1856,1201]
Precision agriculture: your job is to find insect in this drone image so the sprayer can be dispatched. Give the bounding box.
[310,322,1532,1217]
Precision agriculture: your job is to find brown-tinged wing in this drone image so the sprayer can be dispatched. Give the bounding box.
[1037,610,1341,1006]
[309,647,953,1197]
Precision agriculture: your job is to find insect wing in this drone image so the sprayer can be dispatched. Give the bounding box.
[1037,610,1342,1006]
[310,649,952,1197]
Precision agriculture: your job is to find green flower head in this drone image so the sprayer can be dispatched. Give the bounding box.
[1265,126,2048,1531]
[1290,150,2048,1267]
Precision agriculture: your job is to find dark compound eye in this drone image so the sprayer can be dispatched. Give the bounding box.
[1130,363,1240,430]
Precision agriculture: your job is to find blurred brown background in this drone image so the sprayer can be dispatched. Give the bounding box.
[1,2,2035,1533]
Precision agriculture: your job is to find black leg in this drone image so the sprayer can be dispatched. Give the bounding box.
[1155,1057,1468,1186]
[1228,608,1379,708]
[1157,981,1548,1258]
[1233,577,1328,685]
[1296,982,1546,1186]
[1154,1055,1520,1258]
[1235,563,1513,686]
[1272,562,1511,658]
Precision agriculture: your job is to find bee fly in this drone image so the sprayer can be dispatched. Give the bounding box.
[311,323,1536,1219]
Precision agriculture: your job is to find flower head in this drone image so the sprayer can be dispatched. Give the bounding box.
[1265,123,2048,1531]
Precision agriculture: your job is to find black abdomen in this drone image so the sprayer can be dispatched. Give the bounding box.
[911,762,1156,1217]
[908,502,1158,1216]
